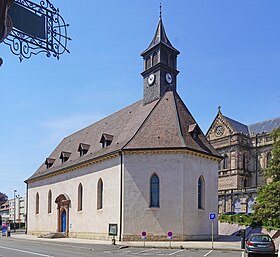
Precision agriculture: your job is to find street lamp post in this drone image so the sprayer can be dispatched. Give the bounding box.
[13,189,17,233]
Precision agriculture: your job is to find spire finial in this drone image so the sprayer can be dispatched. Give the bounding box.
[159,3,162,19]
[218,105,221,113]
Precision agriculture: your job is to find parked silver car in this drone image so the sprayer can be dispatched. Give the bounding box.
[245,233,276,257]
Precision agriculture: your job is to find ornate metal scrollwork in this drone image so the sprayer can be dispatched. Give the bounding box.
[3,0,71,61]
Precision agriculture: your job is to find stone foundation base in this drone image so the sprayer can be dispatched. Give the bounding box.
[69,232,110,241]
[122,233,217,241]
[28,231,217,242]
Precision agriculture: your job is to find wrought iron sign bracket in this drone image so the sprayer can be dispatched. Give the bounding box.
[2,0,71,62]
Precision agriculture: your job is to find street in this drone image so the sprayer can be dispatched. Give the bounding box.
[0,237,244,257]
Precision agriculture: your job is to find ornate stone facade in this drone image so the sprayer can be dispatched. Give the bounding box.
[207,109,280,214]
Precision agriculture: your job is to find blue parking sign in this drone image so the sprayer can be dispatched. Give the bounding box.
[209,212,216,220]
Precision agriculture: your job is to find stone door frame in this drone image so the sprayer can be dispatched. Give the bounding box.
[55,194,71,236]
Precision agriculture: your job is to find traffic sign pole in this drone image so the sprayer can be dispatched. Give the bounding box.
[209,212,216,250]
[141,231,147,247]
[167,231,173,248]
[211,220,214,249]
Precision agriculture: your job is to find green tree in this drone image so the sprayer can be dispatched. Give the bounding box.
[265,127,280,182]
[253,181,280,228]
[0,192,8,205]
[254,127,280,229]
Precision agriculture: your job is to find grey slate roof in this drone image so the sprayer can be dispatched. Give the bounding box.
[141,18,179,56]
[223,115,280,135]
[27,90,221,182]
[223,116,249,134]
[248,117,280,135]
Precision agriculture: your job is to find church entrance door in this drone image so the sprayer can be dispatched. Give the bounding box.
[61,210,66,233]
[55,194,71,236]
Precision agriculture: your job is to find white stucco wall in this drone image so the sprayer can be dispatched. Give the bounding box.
[27,151,218,241]
[122,152,218,240]
[28,157,121,239]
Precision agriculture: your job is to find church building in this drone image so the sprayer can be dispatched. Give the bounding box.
[207,108,280,214]
[25,16,221,241]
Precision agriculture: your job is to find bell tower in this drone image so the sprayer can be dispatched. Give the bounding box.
[141,12,180,105]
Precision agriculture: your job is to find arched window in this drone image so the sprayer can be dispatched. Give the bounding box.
[97,178,103,210]
[36,192,39,214]
[146,56,151,70]
[152,52,158,65]
[198,176,205,209]
[48,190,52,213]
[247,198,254,214]
[223,154,228,169]
[243,154,246,170]
[150,174,159,208]
[234,199,241,213]
[243,178,248,188]
[169,55,175,68]
[78,183,83,211]
[161,50,168,64]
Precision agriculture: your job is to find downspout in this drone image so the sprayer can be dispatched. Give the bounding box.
[25,182,28,234]
[255,134,258,188]
[119,151,123,242]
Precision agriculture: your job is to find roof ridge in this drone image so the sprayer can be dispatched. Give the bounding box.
[122,98,161,149]
[171,91,187,147]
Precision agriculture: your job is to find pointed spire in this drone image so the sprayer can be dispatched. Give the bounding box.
[218,105,222,114]
[141,9,179,56]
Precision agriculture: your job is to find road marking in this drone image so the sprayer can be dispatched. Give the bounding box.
[204,250,213,256]
[0,245,54,257]
[169,249,184,255]
[133,248,154,254]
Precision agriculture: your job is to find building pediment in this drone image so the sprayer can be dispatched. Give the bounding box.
[207,112,235,141]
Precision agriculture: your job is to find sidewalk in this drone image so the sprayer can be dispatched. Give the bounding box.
[10,233,243,251]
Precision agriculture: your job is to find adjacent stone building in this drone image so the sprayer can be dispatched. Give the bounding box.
[207,108,280,214]
[25,17,221,241]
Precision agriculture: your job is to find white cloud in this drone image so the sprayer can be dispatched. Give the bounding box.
[39,113,102,147]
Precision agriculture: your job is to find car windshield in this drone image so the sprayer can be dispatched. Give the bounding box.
[250,235,272,242]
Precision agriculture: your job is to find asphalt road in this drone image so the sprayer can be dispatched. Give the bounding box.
[0,237,244,257]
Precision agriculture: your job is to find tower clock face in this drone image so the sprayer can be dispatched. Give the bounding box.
[165,73,173,84]
[215,125,224,136]
[148,74,155,85]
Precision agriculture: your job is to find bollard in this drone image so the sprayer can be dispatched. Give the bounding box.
[112,237,116,245]
[240,229,245,249]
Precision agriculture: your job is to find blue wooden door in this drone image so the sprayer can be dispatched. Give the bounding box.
[61,210,66,233]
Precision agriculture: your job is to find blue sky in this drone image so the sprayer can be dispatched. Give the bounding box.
[1,0,280,198]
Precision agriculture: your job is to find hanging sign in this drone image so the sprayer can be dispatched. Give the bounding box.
[2,0,71,62]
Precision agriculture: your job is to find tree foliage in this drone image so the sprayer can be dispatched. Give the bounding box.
[0,192,8,205]
[254,127,280,229]
[253,181,280,229]
[265,127,280,182]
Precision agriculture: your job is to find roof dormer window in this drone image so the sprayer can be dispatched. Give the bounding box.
[45,158,55,169]
[100,133,113,148]
[188,123,200,140]
[60,151,71,163]
[78,143,90,156]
